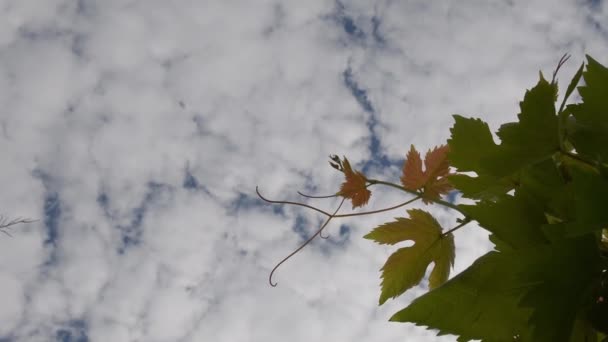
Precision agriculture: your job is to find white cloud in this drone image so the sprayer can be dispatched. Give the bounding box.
[0,0,606,341]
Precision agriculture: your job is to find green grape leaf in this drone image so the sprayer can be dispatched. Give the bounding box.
[448,174,514,201]
[517,158,567,210]
[391,236,601,342]
[569,314,599,342]
[364,209,455,305]
[567,55,608,161]
[459,190,548,251]
[447,116,512,200]
[485,73,559,177]
[517,235,601,342]
[448,75,559,200]
[448,115,499,173]
[390,251,532,341]
[553,166,608,237]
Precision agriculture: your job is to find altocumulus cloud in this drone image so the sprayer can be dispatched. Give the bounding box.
[0,0,607,341]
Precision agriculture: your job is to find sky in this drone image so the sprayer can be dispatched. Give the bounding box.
[0,0,607,341]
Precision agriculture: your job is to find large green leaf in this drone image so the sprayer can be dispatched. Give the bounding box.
[567,56,608,161]
[391,237,602,342]
[448,174,514,201]
[365,56,608,340]
[448,75,560,200]
[446,116,511,200]
[517,158,570,218]
[364,209,455,305]
[448,115,499,173]
[485,74,559,177]
[568,315,598,342]
[542,166,608,238]
[390,251,532,341]
[459,190,548,251]
[569,167,608,233]
[517,235,602,341]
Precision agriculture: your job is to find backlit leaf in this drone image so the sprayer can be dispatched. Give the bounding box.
[402,145,425,190]
[401,145,453,204]
[390,251,532,341]
[364,209,455,304]
[337,157,371,209]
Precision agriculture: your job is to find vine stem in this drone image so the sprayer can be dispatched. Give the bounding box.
[442,217,472,237]
[560,150,600,170]
[256,186,421,219]
[365,178,465,215]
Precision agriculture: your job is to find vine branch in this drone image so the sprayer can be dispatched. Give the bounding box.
[559,150,607,173]
[256,186,421,219]
[365,178,464,214]
[442,217,472,237]
[0,216,38,237]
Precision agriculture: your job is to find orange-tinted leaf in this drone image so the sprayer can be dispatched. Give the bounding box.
[424,145,451,180]
[338,157,371,209]
[401,145,425,190]
[423,177,453,202]
[401,145,454,204]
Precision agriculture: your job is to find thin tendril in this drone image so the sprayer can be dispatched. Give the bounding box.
[257,186,333,216]
[297,191,339,237]
[256,186,421,219]
[297,191,338,199]
[552,53,571,84]
[319,225,330,239]
[268,198,345,287]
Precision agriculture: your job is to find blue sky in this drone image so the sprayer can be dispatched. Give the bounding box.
[0,1,607,341]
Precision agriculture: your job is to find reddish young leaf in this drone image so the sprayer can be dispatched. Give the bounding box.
[424,145,451,180]
[338,157,371,209]
[401,145,453,204]
[402,145,425,190]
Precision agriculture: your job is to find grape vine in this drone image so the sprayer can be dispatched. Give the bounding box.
[257,54,608,341]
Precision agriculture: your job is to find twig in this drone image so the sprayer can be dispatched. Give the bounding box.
[0,216,38,238]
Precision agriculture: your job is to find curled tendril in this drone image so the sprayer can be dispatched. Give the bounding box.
[268,198,345,287]
[256,186,423,287]
[552,53,571,84]
[297,191,339,238]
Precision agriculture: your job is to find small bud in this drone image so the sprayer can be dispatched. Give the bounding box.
[329,155,343,171]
